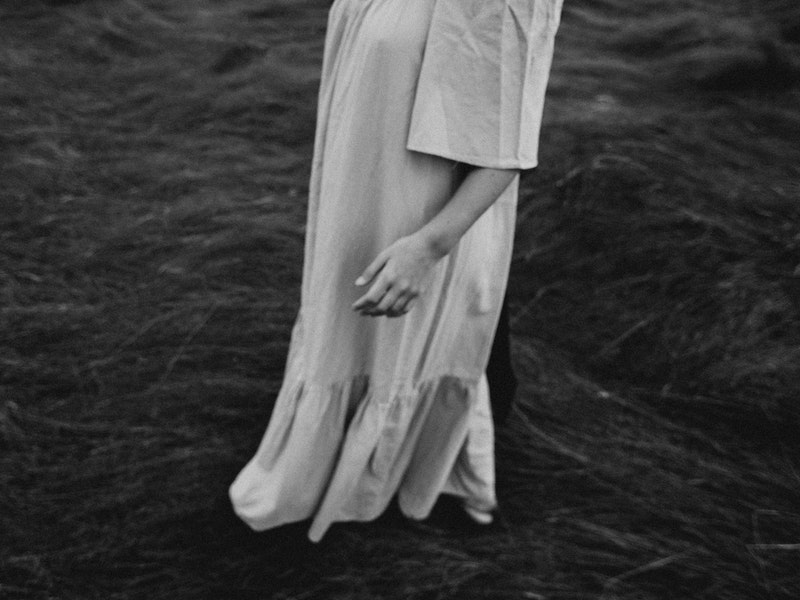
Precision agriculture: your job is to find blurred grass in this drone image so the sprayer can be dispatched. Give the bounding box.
[1,0,799,599]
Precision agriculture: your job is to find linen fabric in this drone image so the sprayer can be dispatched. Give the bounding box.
[408,0,563,169]
[229,0,562,542]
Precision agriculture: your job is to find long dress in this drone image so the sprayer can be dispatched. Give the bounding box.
[230,0,563,542]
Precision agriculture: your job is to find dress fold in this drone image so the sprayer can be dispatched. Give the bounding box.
[230,373,493,541]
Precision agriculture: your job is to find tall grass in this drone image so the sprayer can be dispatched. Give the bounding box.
[1,0,798,598]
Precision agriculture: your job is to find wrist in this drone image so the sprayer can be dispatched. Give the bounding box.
[415,227,456,259]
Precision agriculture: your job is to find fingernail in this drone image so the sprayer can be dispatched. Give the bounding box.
[355,277,365,286]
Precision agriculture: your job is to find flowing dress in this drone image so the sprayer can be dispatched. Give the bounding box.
[230,0,563,542]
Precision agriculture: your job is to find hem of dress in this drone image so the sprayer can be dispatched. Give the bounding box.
[230,372,495,543]
[405,141,539,171]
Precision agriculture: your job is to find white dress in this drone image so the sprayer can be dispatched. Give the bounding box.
[230,0,562,542]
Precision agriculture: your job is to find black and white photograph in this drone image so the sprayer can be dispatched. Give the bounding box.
[1,0,799,598]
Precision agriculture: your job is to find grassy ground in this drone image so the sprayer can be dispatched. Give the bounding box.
[1,0,799,598]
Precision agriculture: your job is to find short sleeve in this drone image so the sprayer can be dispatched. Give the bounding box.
[407,0,563,170]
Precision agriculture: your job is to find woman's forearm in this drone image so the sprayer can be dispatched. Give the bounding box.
[415,166,519,258]
[353,166,520,317]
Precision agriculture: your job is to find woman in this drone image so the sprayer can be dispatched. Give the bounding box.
[230,0,563,542]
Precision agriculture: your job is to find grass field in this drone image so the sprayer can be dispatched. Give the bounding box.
[1,0,799,598]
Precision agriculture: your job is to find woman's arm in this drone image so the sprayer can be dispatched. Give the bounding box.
[352,166,519,317]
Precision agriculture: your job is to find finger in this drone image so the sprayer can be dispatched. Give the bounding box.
[387,293,415,318]
[352,276,390,311]
[397,293,416,313]
[360,288,389,316]
[355,251,388,287]
[372,287,403,316]
[386,292,411,317]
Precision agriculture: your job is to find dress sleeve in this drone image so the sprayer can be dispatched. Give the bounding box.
[407,0,563,170]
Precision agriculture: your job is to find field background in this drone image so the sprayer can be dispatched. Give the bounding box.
[2,0,799,598]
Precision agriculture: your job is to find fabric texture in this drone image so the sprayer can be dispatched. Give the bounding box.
[229,0,561,542]
[408,0,563,169]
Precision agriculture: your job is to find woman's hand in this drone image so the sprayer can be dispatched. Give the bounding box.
[352,167,518,318]
[352,234,444,317]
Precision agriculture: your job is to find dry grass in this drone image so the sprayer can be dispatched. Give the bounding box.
[1,0,799,598]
